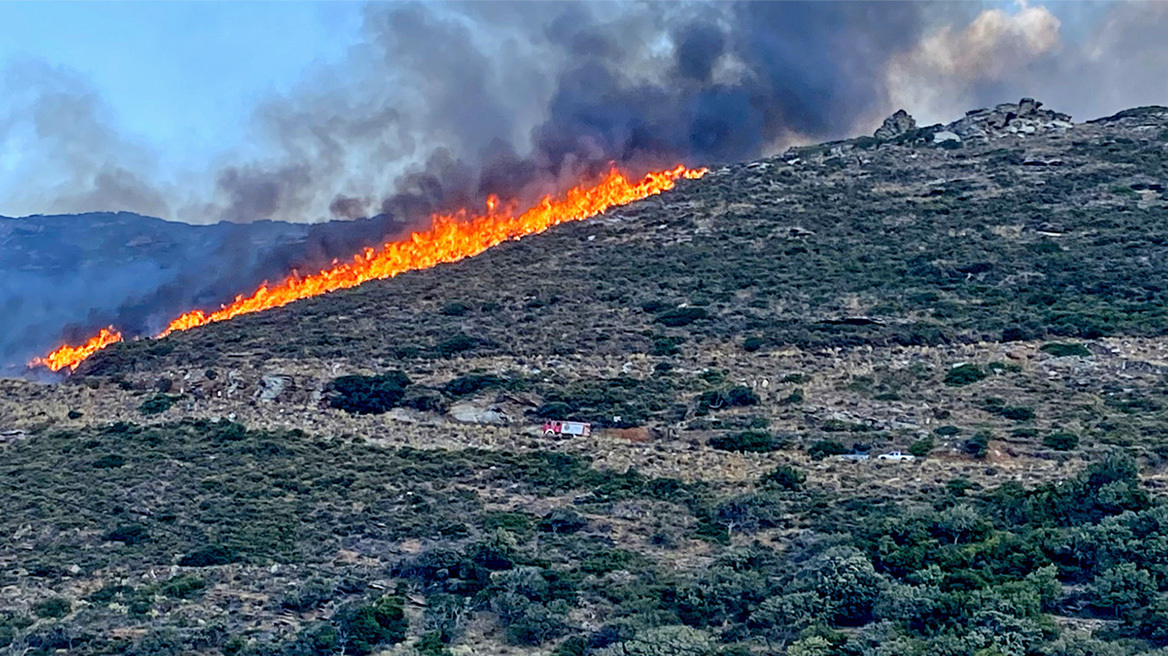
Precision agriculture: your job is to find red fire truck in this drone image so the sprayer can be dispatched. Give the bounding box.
[542,420,592,437]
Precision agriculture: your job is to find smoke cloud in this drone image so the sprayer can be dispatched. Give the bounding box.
[6,1,1166,226]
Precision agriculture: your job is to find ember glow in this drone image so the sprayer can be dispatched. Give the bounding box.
[32,165,706,372]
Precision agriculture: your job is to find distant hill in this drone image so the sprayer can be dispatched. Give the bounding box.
[0,210,408,373]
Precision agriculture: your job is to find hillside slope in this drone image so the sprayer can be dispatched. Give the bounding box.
[84,101,1168,375]
[0,211,408,372]
[5,100,1168,656]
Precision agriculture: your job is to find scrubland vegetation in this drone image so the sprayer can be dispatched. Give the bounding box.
[6,107,1168,654]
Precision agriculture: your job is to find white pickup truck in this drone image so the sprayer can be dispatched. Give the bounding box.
[877,451,916,462]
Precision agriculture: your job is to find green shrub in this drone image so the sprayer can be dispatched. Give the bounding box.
[484,512,536,536]
[743,336,765,352]
[761,465,805,490]
[580,549,644,575]
[709,431,782,453]
[808,440,849,461]
[965,432,991,459]
[434,334,477,357]
[539,508,587,534]
[654,307,709,327]
[402,387,447,412]
[327,372,410,414]
[698,386,759,411]
[138,394,179,415]
[944,364,987,387]
[908,437,934,458]
[442,373,505,397]
[441,302,470,316]
[336,596,408,655]
[1044,431,1080,451]
[33,597,71,619]
[1090,564,1155,619]
[934,425,961,436]
[782,388,805,405]
[534,401,572,420]
[1041,342,1092,357]
[946,478,977,496]
[985,402,1035,422]
[417,631,452,656]
[503,600,570,646]
[158,574,206,599]
[178,544,238,567]
[652,335,682,356]
[105,523,150,545]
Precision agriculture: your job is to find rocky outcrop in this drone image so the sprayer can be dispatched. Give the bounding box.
[448,402,511,425]
[255,374,291,402]
[946,97,1072,140]
[874,109,917,140]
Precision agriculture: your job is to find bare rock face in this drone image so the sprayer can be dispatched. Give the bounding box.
[448,402,511,425]
[874,109,917,140]
[255,374,291,402]
[948,97,1072,140]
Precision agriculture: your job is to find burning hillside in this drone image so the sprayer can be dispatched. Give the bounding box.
[31,165,705,372]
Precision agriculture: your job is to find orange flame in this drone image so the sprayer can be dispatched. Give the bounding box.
[29,327,124,372]
[31,165,706,372]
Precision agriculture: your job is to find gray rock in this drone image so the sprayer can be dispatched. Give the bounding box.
[1018,97,1040,115]
[449,403,511,425]
[933,130,961,144]
[256,374,290,402]
[875,109,917,140]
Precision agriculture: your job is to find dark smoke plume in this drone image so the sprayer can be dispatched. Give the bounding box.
[208,1,927,225]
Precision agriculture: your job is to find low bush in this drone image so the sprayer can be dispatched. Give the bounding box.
[178,545,238,567]
[944,364,987,387]
[139,394,179,415]
[158,574,206,599]
[908,437,934,458]
[965,432,991,459]
[442,373,505,398]
[33,598,71,619]
[336,596,408,655]
[539,508,588,534]
[1040,342,1092,358]
[1044,431,1080,451]
[434,334,477,357]
[808,440,849,461]
[327,372,411,414]
[105,523,150,545]
[709,431,783,453]
[654,307,709,327]
[697,386,759,412]
[760,465,805,490]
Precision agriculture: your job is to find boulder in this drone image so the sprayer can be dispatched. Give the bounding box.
[874,109,917,140]
[933,130,961,144]
[448,403,511,425]
[255,374,290,402]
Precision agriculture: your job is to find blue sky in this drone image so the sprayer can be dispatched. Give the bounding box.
[0,2,363,170]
